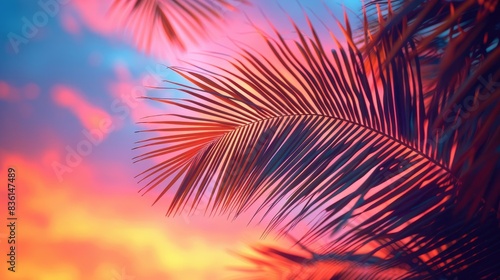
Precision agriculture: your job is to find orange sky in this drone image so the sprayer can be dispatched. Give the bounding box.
[0,150,289,280]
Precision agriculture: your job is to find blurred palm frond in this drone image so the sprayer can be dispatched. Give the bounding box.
[112,0,250,52]
[363,0,500,219]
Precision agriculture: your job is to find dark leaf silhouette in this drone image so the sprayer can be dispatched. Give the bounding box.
[229,240,410,279]
[134,8,500,278]
[364,0,500,219]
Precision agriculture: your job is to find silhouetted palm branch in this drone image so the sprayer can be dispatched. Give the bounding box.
[112,0,249,52]
[134,9,500,278]
[364,0,500,219]
[229,241,409,279]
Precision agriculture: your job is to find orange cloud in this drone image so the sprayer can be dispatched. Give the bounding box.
[0,151,282,280]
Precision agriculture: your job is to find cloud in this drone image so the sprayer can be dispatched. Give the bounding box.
[60,11,81,35]
[107,62,167,125]
[51,84,112,134]
[62,0,115,36]
[0,81,40,101]
[0,152,276,280]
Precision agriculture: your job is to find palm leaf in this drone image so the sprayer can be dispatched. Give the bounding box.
[111,0,249,52]
[134,10,500,278]
[233,209,500,279]
[136,13,436,224]
[233,191,500,277]
[363,0,500,219]
[229,241,410,279]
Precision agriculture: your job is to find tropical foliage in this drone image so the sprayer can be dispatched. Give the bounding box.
[112,0,249,52]
[121,0,500,278]
[364,0,500,221]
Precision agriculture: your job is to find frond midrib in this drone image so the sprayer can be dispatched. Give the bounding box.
[218,112,454,177]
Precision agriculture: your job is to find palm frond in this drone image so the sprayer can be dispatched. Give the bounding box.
[111,0,249,52]
[363,0,500,219]
[233,209,500,279]
[229,241,410,279]
[136,13,438,224]
[134,10,500,278]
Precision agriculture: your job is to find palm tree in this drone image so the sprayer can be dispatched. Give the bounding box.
[127,1,499,279]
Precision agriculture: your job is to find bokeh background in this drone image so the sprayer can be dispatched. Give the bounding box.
[0,0,359,279]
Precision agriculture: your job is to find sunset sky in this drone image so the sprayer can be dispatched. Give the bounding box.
[0,1,360,279]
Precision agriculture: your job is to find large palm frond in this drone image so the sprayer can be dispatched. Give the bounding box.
[134,11,500,278]
[363,0,500,219]
[111,0,249,52]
